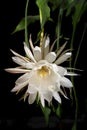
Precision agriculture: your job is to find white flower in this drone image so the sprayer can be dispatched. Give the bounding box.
[5,35,76,107]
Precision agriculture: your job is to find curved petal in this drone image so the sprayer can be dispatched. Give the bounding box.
[27,85,37,93]
[11,80,29,92]
[57,66,67,76]
[45,52,56,63]
[33,46,42,61]
[15,73,32,84]
[43,92,52,103]
[12,56,27,66]
[28,93,37,104]
[60,77,73,88]
[24,42,36,63]
[10,49,28,62]
[55,52,72,65]
[53,92,61,103]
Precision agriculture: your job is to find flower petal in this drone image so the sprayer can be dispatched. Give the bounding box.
[56,42,67,57]
[40,94,45,107]
[65,72,78,76]
[24,42,36,63]
[45,52,56,63]
[11,80,29,92]
[12,56,27,66]
[10,49,28,62]
[27,85,37,93]
[60,77,73,88]
[15,73,31,84]
[43,92,52,103]
[44,36,50,57]
[53,92,61,103]
[57,66,67,76]
[55,52,72,64]
[33,46,42,61]
[5,68,30,74]
[28,93,37,104]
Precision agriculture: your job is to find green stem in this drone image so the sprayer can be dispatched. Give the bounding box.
[69,24,76,67]
[74,23,87,67]
[25,0,29,46]
[70,23,78,129]
[56,8,63,49]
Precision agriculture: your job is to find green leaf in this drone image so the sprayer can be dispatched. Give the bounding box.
[36,0,50,29]
[40,105,51,126]
[12,15,39,34]
[72,0,87,27]
[48,0,62,11]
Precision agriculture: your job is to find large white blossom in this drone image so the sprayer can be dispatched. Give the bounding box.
[5,35,76,107]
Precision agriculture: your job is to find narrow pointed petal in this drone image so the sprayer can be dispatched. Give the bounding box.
[10,49,28,62]
[40,95,45,107]
[56,42,67,57]
[53,92,61,103]
[15,73,32,84]
[33,46,42,61]
[29,34,34,52]
[24,42,36,63]
[59,89,68,99]
[43,92,52,103]
[11,80,29,92]
[66,72,78,76]
[12,56,27,66]
[60,77,73,88]
[5,68,30,74]
[44,36,50,57]
[45,52,56,63]
[55,52,72,65]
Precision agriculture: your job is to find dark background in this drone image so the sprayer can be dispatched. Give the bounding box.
[0,0,87,129]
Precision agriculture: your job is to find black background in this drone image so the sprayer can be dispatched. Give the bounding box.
[0,0,87,129]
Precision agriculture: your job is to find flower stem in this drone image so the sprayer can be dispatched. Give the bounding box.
[56,8,63,49]
[74,23,87,67]
[25,0,29,46]
[69,23,78,130]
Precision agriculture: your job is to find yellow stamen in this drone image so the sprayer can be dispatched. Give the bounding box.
[37,66,50,78]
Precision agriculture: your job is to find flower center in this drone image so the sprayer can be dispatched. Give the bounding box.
[37,66,51,78]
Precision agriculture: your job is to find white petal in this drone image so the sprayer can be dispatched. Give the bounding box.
[45,52,56,63]
[27,85,37,93]
[59,89,68,99]
[56,42,67,57]
[44,36,50,56]
[43,92,52,103]
[24,42,36,63]
[57,66,67,76]
[40,94,45,107]
[65,72,78,76]
[15,73,32,84]
[28,93,37,104]
[11,80,29,92]
[10,49,28,62]
[12,56,27,66]
[24,62,35,69]
[53,92,61,103]
[60,77,73,88]
[55,52,72,64]
[5,68,30,74]
[33,46,42,61]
